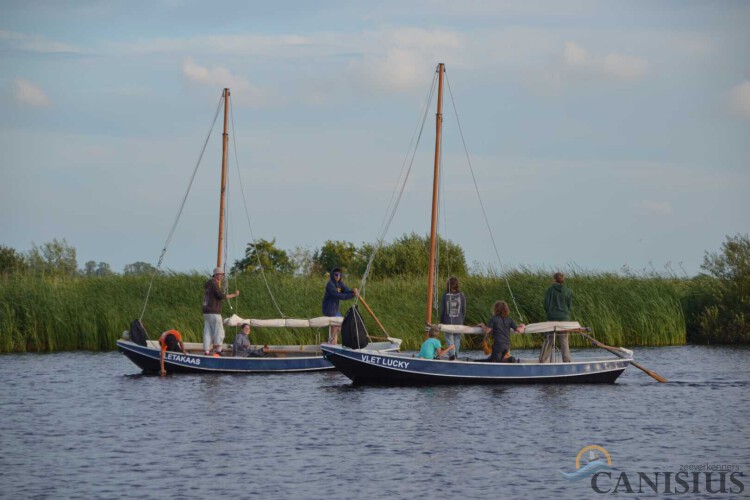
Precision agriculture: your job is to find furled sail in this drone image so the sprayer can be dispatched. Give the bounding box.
[224,314,344,328]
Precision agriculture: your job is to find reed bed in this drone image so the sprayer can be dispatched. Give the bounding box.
[0,271,687,353]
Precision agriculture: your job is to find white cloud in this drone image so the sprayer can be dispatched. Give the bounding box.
[728,81,750,118]
[14,78,50,107]
[603,53,648,79]
[346,28,462,93]
[181,58,273,107]
[639,200,673,215]
[563,41,647,81]
[564,41,589,66]
[0,30,84,53]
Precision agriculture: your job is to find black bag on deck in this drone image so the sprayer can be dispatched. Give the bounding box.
[341,305,369,349]
[129,319,149,346]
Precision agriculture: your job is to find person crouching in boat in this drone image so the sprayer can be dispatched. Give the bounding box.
[477,301,526,363]
[159,329,187,376]
[417,326,455,359]
[233,323,266,357]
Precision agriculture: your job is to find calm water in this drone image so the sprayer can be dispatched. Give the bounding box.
[1,345,748,499]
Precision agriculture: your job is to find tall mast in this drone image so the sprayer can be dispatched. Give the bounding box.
[216,88,230,271]
[425,63,444,334]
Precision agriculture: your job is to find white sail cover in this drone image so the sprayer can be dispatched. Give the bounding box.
[223,314,344,328]
[437,324,484,334]
[436,321,583,335]
[523,321,582,334]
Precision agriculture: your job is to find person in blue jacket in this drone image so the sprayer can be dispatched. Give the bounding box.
[322,267,358,344]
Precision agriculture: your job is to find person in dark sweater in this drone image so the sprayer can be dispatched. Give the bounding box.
[202,267,239,356]
[539,272,573,362]
[478,300,526,362]
[321,267,358,344]
[439,276,466,360]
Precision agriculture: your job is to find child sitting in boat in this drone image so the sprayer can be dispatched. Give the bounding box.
[233,323,266,357]
[417,326,455,359]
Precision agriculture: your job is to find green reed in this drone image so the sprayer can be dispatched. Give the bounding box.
[0,270,687,353]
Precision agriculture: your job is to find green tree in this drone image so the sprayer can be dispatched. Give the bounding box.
[702,234,750,283]
[27,238,77,276]
[690,234,750,343]
[289,246,314,277]
[352,232,467,278]
[232,238,293,274]
[313,240,357,276]
[95,262,114,277]
[685,234,750,343]
[0,245,27,275]
[124,261,157,276]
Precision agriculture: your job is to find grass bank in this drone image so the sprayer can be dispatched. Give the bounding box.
[0,271,687,353]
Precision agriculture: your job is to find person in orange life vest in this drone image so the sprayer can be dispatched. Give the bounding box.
[159,329,187,376]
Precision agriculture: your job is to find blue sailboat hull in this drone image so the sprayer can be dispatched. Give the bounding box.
[118,340,335,373]
[321,345,629,385]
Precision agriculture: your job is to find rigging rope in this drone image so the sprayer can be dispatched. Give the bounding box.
[444,73,524,321]
[229,97,286,317]
[433,105,445,313]
[358,70,439,296]
[222,169,233,312]
[139,94,224,321]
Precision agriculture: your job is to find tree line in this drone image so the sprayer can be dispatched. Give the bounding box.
[231,233,467,278]
[0,233,466,278]
[1,234,748,343]
[0,238,156,277]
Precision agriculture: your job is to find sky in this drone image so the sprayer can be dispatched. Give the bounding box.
[1,0,749,277]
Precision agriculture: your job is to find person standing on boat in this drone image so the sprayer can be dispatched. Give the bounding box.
[539,272,573,363]
[417,326,455,359]
[439,276,466,361]
[322,267,358,344]
[202,267,239,356]
[159,329,187,376]
[478,300,526,362]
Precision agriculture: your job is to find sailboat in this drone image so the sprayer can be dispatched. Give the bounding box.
[321,64,638,384]
[117,88,401,374]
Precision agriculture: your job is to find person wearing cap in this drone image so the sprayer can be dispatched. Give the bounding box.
[321,267,358,344]
[202,267,239,356]
[159,329,187,376]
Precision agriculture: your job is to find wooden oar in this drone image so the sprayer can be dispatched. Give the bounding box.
[356,294,389,337]
[580,332,667,383]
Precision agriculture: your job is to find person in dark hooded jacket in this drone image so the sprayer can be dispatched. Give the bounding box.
[322,267,358,344]
[539,272,573,362]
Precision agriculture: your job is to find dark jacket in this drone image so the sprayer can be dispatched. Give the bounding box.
[439,292,466,325]
[202,278,226,314]
[322,278,354,316]
[487,315,517,360]
[544,283,573,321]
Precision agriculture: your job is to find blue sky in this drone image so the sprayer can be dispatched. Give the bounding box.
[1,0,748,276]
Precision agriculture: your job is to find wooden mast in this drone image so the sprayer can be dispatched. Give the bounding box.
[425,63,444,335]
[216,88,230,272]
